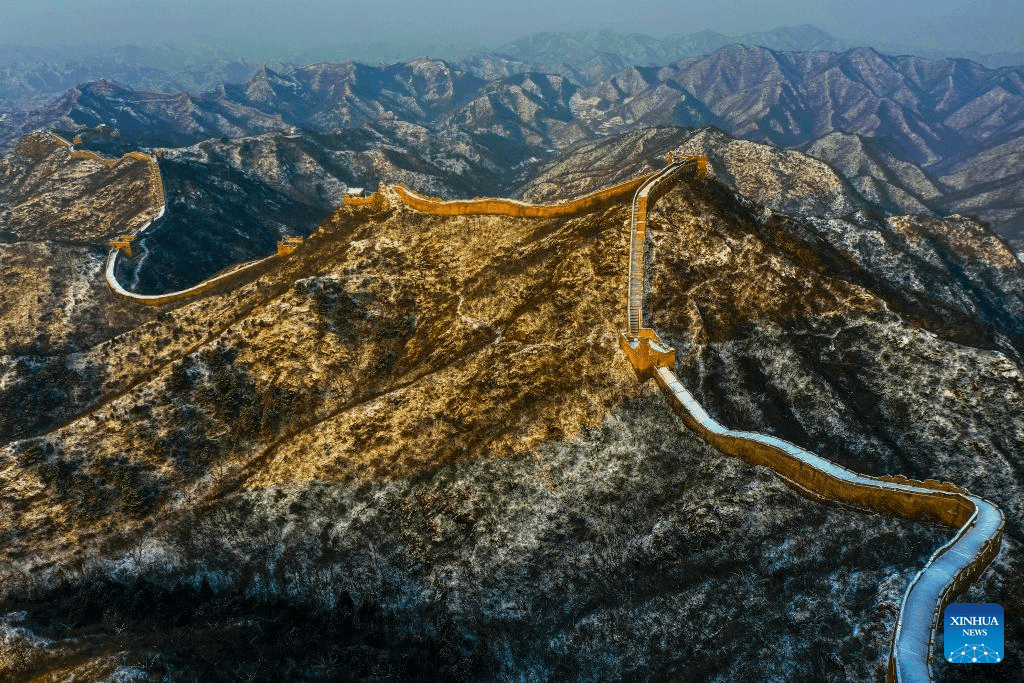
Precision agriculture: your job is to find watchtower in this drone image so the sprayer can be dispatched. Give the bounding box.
[277,236,304,255]
[109,235,135,257]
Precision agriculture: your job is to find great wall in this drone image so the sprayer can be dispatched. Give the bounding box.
[68,132,1002,681]
[47,132,310,306]
[619,155,1004,683]
[99,158,659,306]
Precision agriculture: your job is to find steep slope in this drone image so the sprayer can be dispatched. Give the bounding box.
[800,131,944,214]
[934,131,1024,251]
[0,133,159,445]
[0,132,156,242]
[1,134,1022,680]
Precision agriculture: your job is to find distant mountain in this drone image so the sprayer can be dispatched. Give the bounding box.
[0,43,275,111]
[4,60,486,148]
[462,25,852,84]
[6,43,1024,252]
[567,45,1024,246]
[971,51,1024,69]
[3,26,1021,115]
[481,43,1024,246]
[468,26,1024,83]
[799,132,943,215]
[0,58,259,108]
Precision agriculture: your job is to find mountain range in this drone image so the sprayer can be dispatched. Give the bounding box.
[2,120,1023,680]
[3,16,1024,676]
[4,40,1022,269]
[3,24,1022,112]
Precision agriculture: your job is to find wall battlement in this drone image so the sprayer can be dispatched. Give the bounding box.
[342,191,387,210]
[618,328,676,374]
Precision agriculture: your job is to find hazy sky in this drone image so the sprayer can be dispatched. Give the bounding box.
[0,0,1020,59]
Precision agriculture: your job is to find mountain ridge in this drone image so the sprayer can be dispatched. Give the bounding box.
[2,125,1022,680]
[7,43,1023,255]
[5,24,1023,115]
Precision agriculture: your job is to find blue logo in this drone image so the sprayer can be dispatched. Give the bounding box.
[944,603,1003,664]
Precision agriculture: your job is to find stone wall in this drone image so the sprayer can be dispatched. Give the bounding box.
[618,156,1004,682]
[342,192,387,210]
[392,174,654,218]
[105,250,283,306]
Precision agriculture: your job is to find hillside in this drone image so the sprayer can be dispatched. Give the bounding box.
[1,129,1022,681]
